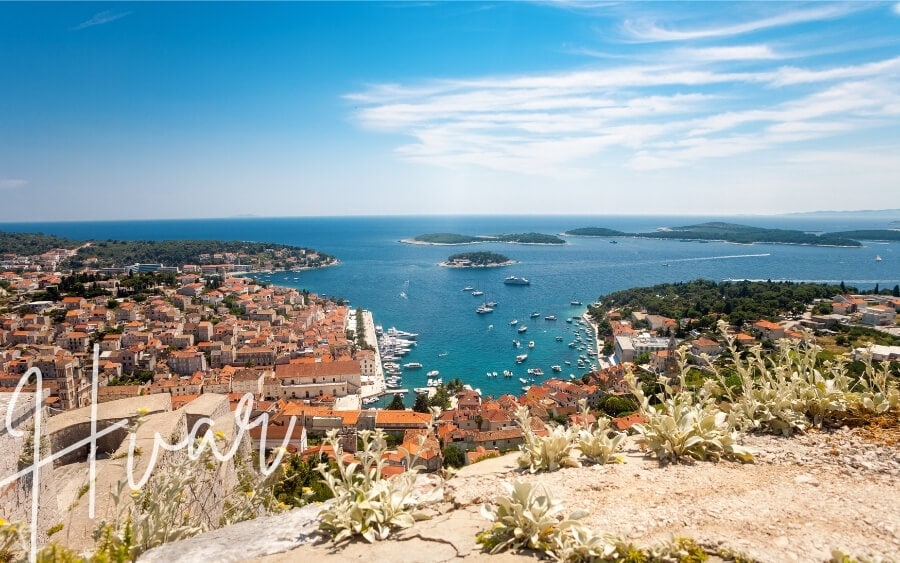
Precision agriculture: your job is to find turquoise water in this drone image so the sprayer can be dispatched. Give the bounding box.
[3,215,898,404]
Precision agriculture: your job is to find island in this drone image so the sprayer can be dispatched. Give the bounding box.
[439,251,515,268]
[565,222,864,247]
[0,230,338,272]
[404,232,566,245]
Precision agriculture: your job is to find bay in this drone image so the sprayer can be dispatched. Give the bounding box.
[3,214,898,403]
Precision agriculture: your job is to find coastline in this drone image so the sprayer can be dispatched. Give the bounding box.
[229,259,341,277]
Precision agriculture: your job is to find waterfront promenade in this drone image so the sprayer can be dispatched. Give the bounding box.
[359,309,387,401]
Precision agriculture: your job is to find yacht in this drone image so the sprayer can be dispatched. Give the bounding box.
[544,315,557,321]
[386,327,418,340]
[516,353,528,363]
[518,325,528,333]
[476,306,494,314]
[403,362,422,369]
[504,276,530,285]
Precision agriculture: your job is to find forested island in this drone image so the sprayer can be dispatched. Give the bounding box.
[0,231,336,271]
[439,251,514,268]
[405,232,565,245]
[566,222,867,247]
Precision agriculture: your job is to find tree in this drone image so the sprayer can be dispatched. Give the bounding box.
[442,445,465,468]
[840,280,847,293]
[412,393,431,413]
[893,285,900,298]
[387,393,406,410]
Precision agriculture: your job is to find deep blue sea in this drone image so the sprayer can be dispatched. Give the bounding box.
[3,215,898,404]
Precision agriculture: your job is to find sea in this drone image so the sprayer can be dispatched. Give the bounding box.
[3,214,898,405]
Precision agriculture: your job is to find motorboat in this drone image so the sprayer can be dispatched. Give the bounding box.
[528,341,535,349]
[510,319,518,326]
[518,325,527,333]
[544,315,557,321]
[504,276,530,285]
[403,362,422,369]
[516,353,528,363]
[530,312,540,318]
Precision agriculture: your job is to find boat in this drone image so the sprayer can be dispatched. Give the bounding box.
[503,370,513,377]
[476,305,494,314]
[564,360,571,365]
[492,371,498,377]
[509,319,518,326]
[486,301,498,307]
[570,299,582,306]
[875,255,882,262]
[518,325,527,333]
[462,286,475,291]
[403,362,422,369]
[516,353,528,363]
[544,315,557,321]
[609,240,618,244]
[531,368,544,376]
[519,377,529,384]
[555,336,564,341]
[566,317,573,323]
[513,339,521,347]
[438,352,448,357]
[386,327,418,340]
[427,370,440,377]
[504,276,530,285]
[530,312,540,318]
[528,341,535,349]
[551,365,562,372]
[414,387,431,394]
[471,290,484,296]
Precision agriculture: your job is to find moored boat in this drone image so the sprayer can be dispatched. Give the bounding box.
[504,276,530,285]
[516,353,528,363]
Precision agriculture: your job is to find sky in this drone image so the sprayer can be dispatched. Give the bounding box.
[1,1,899,222]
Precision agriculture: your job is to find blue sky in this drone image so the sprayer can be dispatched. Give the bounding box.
[1,1,899,221]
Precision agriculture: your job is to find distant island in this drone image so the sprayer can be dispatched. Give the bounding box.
[0,230,337,271]
[565,222,877,247]
[404,232,566,245]
[439,251,514,268]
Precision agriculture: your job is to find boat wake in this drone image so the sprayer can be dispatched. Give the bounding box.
[666,253,770,263]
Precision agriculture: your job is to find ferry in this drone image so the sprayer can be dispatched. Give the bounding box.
[518,325,528,333]
[516,353,528,363]
[504,276,530,285]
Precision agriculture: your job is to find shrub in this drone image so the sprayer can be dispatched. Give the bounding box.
[575,400,625,465]
[514,406,581,473]
[316,427,442,543]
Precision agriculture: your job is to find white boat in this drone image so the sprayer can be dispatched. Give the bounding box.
[528,341,535,349]
[427,370,440,377]
[503,370,513,377]
[555,336,564,342]
[504,276,530,285]
[510,319,518,325]
[875,255,882,262]
[544,315,557,321]
[386,327,418,340]
[551,365,562,372]
[518,325,527,333]
[462,286,475,291]
[571,299,583,306]
[516,353,528,363]
[513,339,521,347]
[476,305,494,314]
[414,387,431,394]
[530,312,540,318]
[403,362,423,369]
[472,290,484,296]
[519,377,529,384]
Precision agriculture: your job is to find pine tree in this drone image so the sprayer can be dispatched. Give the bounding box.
[387,393,405,410]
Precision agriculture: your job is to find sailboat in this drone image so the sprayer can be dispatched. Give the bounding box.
[875,255,882,262]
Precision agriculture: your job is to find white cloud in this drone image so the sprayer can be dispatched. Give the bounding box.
[0,178,27,190]
[895,3,900,16]
[674,45,781,62]
[622,5,859,42]
[73,10,132,31]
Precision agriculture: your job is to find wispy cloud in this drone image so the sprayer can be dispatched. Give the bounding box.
[622,5,859,42]
[73,10,132,31]
[0,179,27,190]
[894,2,900,16]
[673,45,782,62]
